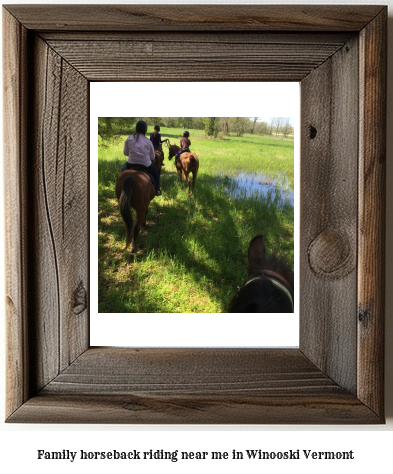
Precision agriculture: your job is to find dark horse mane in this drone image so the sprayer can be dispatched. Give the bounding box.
[228,279,292,313]
[228,238,294,313]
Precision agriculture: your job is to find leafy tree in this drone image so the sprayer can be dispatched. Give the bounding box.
[192,117,205,130]
[146,117,163,127]
[253,121,268,135]
[98,117,112,139]
[220,117,230,136]
[98,117,137,140]
[203,117,218,137]
[182,117,194,129]
[231,117,248,137]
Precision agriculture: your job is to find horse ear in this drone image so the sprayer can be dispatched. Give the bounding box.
[247,235,266,263]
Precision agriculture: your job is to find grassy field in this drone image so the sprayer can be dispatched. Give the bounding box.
[98,126,294,313]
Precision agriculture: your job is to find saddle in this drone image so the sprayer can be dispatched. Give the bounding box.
[175,148,190,164]
[125,163,156,186]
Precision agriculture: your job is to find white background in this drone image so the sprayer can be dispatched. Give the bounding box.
[90,81,300,347]
[1,0,392,473]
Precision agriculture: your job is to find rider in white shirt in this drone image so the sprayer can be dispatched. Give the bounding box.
[123,120,161,196]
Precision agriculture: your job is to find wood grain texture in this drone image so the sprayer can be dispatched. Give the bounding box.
[358,9,387,417]
[44,348,341,395]
[29,36,89,391]
[3,8,30,418]
[7,348,379,424]
[45,37,349,82]
[3,4,386,424]
[300,36,359,394]
[40,31,354,44]
[3,5,384,32]
[8,392,378,425]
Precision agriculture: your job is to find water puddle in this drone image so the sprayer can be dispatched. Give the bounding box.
[222,173,294,207]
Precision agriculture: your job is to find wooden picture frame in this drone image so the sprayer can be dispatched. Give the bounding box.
[3,5,386,424]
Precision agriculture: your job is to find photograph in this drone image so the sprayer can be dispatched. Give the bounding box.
[98,116,295,314]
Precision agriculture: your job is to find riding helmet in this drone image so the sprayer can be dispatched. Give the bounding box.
[136,120,148,134]
[154,125,161,132]
[183,130,190,137]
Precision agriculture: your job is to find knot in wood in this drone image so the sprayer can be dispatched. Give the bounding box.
[358,306,370,326]
[73,281,87,315]
[309,125,317,139]
[308,228,355,279]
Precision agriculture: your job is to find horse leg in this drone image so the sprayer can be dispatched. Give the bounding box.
[132,215,142,254]
[184,171,192,196]
[118,176,135,249]
[177,168,183,189]
[192,170,197,194]
[133,198,150,253]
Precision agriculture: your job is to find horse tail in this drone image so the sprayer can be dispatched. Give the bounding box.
[119,176,135,249]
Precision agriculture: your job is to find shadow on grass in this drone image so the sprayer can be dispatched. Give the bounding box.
[98,161,294,313]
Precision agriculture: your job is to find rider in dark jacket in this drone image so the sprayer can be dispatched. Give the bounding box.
[150,125,168,152]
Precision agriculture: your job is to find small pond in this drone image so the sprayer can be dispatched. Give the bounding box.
[222,173,294,208]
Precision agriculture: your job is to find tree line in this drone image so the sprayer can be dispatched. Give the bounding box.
[98,117,294,140]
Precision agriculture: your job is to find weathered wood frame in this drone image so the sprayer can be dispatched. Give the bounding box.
[3,5,386,424]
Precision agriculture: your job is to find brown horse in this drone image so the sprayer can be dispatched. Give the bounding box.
[115,170,156,254]
[167,142,199,195]
[228,235,294,312]
[153,149,164,175]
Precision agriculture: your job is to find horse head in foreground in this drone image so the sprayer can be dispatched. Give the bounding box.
[115,170,157,255]
[229,235,294,312]
[167,141,199,196]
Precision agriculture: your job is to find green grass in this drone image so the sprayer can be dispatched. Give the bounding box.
[98,126,294,313]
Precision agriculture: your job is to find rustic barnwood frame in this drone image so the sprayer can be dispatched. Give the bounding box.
[3,5,386,423]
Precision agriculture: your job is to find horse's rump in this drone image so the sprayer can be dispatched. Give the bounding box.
[182,153,199,172]
[116,170,156,252]
[124,163,157,185]
[180,152,198,164]
[189,154,198,164]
